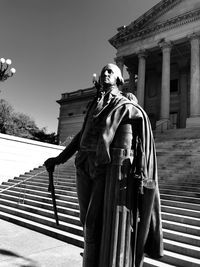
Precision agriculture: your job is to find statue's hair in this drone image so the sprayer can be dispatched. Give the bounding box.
[100,63,124,86]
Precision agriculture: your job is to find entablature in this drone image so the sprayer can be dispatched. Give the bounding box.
[110,8,200,50]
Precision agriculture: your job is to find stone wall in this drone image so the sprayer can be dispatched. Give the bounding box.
[0,133,65,183]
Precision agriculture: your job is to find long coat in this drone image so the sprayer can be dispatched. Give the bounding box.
[93,93,163,261]
[56,91,164,261]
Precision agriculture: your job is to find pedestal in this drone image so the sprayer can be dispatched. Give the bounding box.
[186,117,200,128]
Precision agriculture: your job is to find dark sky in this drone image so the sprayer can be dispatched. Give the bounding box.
[0,0,160,133]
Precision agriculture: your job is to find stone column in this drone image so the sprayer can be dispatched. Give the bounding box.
[186,33,200,127]
[127,65,136,94]
[159,41,172,120]
[115,56,124,76]
[137,51,147,107]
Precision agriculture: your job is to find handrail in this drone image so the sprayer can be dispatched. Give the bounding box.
[0,169,46,194]
[0,166,62,206]
[0,163,63,207]
[155,119,170,133]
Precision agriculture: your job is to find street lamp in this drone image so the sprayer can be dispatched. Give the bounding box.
[0,58,16,82]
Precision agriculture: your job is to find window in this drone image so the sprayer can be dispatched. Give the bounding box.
[170,79,178,93]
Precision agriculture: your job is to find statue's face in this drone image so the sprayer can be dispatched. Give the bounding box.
[100,64,119,88]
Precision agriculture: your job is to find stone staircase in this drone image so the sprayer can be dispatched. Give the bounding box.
[144,137,200,267]
[0,158,83,248]
[1,128,200,266]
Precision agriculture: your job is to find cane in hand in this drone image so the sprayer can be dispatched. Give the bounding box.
[45,161,59,226]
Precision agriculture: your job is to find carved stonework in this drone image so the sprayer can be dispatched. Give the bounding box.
[188,32,200,41]
[159,41,172,53]
[137,50,148,59]
[110,5,200,48]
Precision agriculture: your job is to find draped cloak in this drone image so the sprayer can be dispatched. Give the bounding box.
[56,91,164,260]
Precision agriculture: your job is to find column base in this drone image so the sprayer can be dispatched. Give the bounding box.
[186,117,200,128]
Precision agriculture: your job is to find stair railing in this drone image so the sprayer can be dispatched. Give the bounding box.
[155,119,170,133]
[0,169,46,202]
[0,166,62,202]
[0,164,62,205]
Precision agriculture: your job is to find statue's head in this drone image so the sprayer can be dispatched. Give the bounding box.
[100,63,124,89]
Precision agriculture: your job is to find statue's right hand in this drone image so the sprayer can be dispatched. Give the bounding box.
[44,157,56,173]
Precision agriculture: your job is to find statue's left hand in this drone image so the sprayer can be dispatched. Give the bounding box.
[44,157,56,173]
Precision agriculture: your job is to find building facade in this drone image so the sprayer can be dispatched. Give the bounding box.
[57,88,96,143]
[57,0,200,143]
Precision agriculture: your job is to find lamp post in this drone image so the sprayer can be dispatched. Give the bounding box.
[0,58,16,82]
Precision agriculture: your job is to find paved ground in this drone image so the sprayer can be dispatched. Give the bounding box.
[0,219,83,267]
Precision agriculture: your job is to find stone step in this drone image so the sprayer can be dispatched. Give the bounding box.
[15,175,76,184]
[36,169,76,175]
[160,184,200,193]
[29,172,76,178]
[0,211,84,248]
[159,181,200,188]
[0,184,78,201]
[160,189,200,198]
[1,182,77,197]
[159,173,200,181]
[10,180,77,192]
[29,165,76,171]
[18,173,76,180]
[164,238,200,259]
[161,199,200,212]
[0,198,81,226]
[162,220,200,236]
[161,194,200,204]
[13,176,77,187]
[162,205,200,218]
[162,212,200,227]
[163,229,200,247]
[0,193,80,211]
[143,257,176,267]
[1,189,79,205]
[159,173,200,178]
[20,173,76,181]
[14,175,75,183]
[160,250,200,267]
[145,249,200,267]
[0,204,83,237]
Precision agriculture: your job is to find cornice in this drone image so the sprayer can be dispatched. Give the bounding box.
[110,8,200,49]
[128,0,181,31]
[57,87,96,104]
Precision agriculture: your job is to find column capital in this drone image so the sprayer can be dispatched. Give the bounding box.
[188,32,200,41]
[158,40,172,51]
[137,50,148,59]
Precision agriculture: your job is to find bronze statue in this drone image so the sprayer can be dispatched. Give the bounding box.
[45,63,163,267]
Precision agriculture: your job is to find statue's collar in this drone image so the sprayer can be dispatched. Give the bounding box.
[103,87,120,97]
